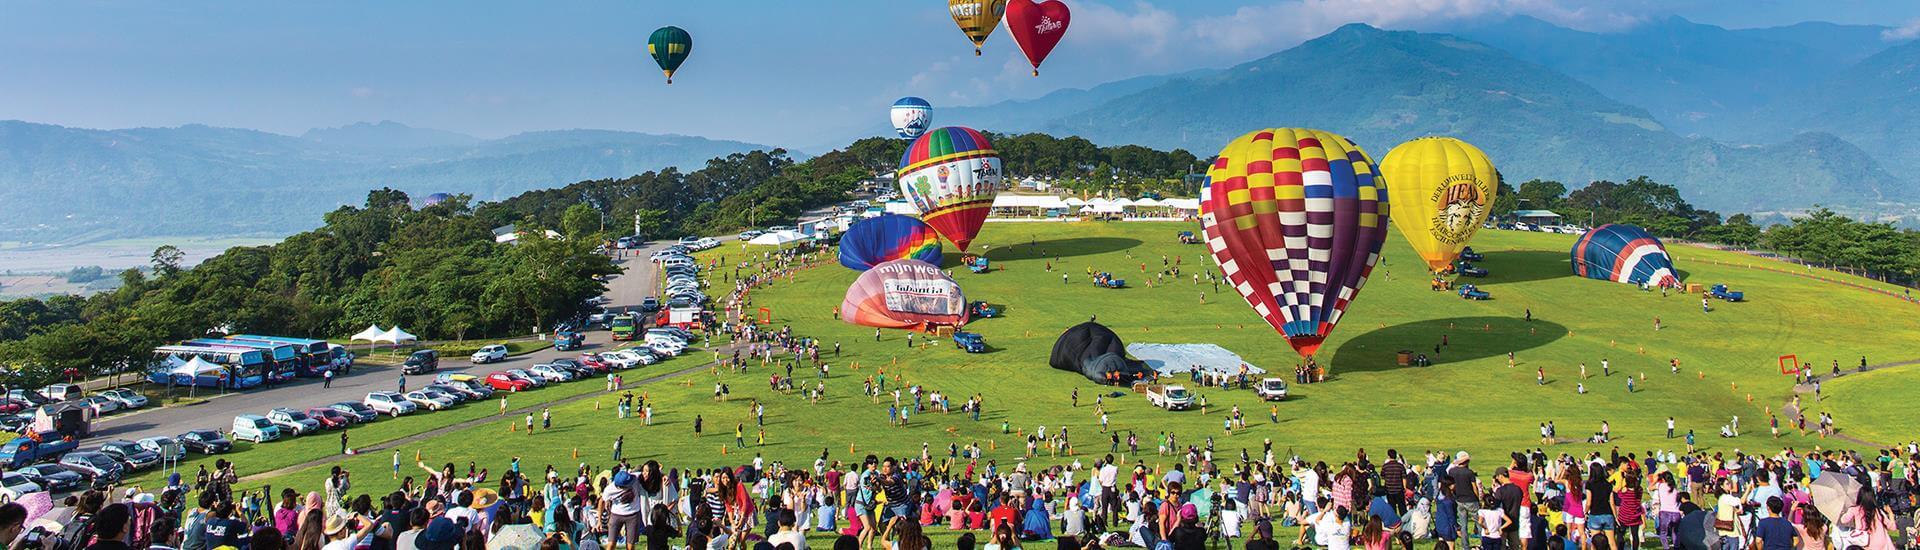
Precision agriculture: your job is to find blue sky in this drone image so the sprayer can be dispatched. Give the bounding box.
[3,0,1918,147]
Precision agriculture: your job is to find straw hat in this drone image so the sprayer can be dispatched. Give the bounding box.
[470,488,501,509]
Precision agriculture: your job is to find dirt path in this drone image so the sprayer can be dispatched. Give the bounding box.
[1770,357,1920,449]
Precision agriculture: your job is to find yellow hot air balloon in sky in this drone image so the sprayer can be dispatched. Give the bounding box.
[1380,136,1499,273]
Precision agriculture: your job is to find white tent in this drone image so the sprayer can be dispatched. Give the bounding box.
[748,230,808,246]
[1113,198,1137,207]
[1163,198,1201,211]
[992,194,1070,209]
[171,356,225,377]
[350,324,386,343]
[374,327,418,345]
[1134,197,1163,207]
[1064,197,1087,206]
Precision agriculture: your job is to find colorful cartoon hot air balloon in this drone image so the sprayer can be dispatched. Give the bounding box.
[891,97,934,139]
[1571,224,1680,288]
[1005,0,1070,76]
[898,126,1002,251]
[647,26,692,84]
[839,214,944,271]
[1379,137,1499,273]
[1199,128,1389,358]
[949,0,1009,56]
[840,259,968,330]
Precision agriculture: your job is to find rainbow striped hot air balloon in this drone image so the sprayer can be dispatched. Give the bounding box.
[1571,224,1680,288]
[838,214,944,271]
[898,126,1002,251]
[1199,128,1389,358]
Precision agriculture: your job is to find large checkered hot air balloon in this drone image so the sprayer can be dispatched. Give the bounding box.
[1571,224,1680,288]
[838,214,944,271]
[1199,128,1390,358]
[898,126,1002,251]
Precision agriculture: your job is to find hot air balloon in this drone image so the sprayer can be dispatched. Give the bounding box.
[949,0,1009,56]
[839,214,944,271]
[1379,137,1499,273]
[1571,224,1680,288]
[1199,128,1389,358]
[420,192,452,207]
[839,259,968,330]
[890,97,934,139]
[1005,0,1070,76]
[647,26,692,84]
[898,126,1003,251]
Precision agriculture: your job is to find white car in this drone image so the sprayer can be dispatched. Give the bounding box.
[737,230,764,240]
[644,332,687,347]
[77,396,120,415]
[100,388,149,409]
[599,351,640,369]
[364,392,418,416]
[403,390,455,411]
[0,472,43,500]
[693,237,719,250]
[470,344,508,364]
[646,342,684,357]
[528,365,573,382]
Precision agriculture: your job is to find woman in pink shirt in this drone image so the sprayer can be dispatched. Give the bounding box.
[1652,472,1683,550]
[1839,492,1896,550]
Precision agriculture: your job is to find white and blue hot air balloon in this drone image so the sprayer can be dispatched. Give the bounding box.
[890,97,933,139]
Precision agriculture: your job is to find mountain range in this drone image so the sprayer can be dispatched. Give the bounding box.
[0,121,772,239]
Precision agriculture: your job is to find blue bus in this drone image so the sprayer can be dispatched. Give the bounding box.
[148,345,269,389]
[188,339,298,382]
[226,335,352,376]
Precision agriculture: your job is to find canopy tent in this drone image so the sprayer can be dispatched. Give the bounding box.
[1133,197,1163,207]
[1124,343,1266,377]
[1162,198,1200,211]
[991,194,1071,209]
[350,324,386,342]
[171,356,225,377]
[1081,203,1125,214]
[1064,197,1087,206]
[1112,198,1136,207]
[374,327,417,344]
[748,230,810,246]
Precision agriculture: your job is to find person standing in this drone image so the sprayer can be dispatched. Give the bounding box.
[323,369,333,389]
[525,412,535,435]
[613,435,623,462]
[398,374,406,394]
[1666,417,1675,438]
[542,408,552,430]
[340,430,350,455]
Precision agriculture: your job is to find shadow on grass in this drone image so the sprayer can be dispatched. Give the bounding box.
[1328,316,1568,375]
[976,237,1145,262]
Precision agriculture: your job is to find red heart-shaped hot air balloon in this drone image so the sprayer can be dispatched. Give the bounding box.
[1006,0,1069,76]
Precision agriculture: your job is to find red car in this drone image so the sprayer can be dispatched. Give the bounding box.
[485,371,533,392]
[578,353,611,372]
[0,399,27,415]
[304,407,352,429]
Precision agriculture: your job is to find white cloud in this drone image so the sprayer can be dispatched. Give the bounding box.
[1069,1,1182,58]
[1189,0,1642,56]
[1883,18,1920,41]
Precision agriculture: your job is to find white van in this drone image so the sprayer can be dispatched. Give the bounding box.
[230,414,283,443]
[660,257,694,269]
[38,384,83,402]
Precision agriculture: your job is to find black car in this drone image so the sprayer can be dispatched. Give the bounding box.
[17,464,85,492]
[96,439,161,471]
[548,358,592,377]
[177,429,233,454]
[401,349,439,375]
[58,452,124,488]
[329,401,379,423]
[639,297,661,312]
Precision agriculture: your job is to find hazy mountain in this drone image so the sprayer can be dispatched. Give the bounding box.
[939,70,1220,135]
[0,121,772,239]
[1771,38,1920,179]
[1454,16,1897,138]
[301,120,481,149]
[1030,24,1910,213]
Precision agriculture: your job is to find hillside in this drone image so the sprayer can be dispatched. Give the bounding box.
[1456,16,1894,139]
[0,121,773,239]
[1023,24,1909,214]
[1771,38,1920,179]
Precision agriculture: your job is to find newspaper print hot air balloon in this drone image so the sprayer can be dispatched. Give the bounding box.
[949,0,1009,56]
[839,259,968,330]
[648,26,691,84]
[1571,224,1680,288]
[839,214,944,271]
[898,126,1002,251]
[1199,128,1390,358]
[1379,136,1499,273]
[890,97,934,139]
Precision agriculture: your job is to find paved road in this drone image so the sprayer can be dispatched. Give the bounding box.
[86,242,676,443]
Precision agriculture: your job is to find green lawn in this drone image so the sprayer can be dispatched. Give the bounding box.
[222,221,1919,497]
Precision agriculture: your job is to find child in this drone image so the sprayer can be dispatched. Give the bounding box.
[1477,494,1510,550]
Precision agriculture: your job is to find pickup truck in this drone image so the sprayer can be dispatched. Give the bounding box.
[0,435,79,469]
[1145,385,1195,411]
[1256,378,1289,401]
[952,331,986,353]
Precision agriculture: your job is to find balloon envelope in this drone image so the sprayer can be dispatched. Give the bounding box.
[840,259,968,330]
[1571,224,1680,288]
[898,126,1003,251]
[421,192,452,207]
[891,97,934,139]
[839,214,944,271]
[949,0,1009,55]
[647,26,692,83]
[1005,0,1070,76]
[1199,128,1389,357]
[1380,136,1498,272]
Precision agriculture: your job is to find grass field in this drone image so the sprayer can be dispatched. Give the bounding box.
[204,221,1918,500]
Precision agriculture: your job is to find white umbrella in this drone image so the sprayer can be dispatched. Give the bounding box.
[1810,473,1861,521]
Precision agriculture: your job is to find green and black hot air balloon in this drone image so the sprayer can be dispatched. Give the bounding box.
[647,26,692,84]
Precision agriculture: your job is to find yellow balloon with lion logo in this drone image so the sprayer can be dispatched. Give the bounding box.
[1379,136,1499,273]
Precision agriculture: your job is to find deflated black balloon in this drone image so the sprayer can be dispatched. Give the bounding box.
[1050,322,1154,383]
